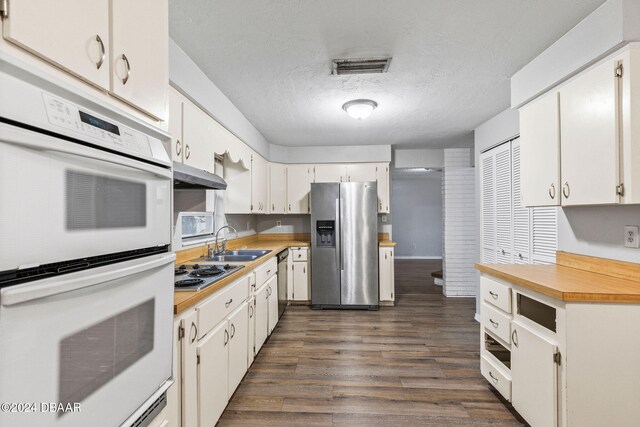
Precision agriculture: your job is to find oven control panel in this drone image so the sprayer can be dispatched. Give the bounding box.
[42,93,153,157]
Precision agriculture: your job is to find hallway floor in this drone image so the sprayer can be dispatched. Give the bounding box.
[219,260,525,426]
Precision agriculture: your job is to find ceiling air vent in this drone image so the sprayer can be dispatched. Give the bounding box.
[332,57,392,75]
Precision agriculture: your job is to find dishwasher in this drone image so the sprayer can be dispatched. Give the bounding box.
[276,249,289,318]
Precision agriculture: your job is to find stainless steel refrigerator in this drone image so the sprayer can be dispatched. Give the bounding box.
[311,182,379,309]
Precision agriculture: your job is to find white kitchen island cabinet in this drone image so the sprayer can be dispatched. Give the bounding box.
[478,257,640,427]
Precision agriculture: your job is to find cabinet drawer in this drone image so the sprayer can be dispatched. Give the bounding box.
[481,276,512,313]
[254,257,277,286]
[482,302,512,344]
[291,248,308,262]
[481,355,512,401]
[197,275,249,339]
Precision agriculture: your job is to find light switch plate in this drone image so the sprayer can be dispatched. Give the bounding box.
[276,221,282,227]
[624,226,639,248]
[381,215,387,223]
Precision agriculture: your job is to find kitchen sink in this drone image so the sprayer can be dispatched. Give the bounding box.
[198,249,271,263]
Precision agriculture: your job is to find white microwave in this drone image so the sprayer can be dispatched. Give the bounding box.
[179,211,215,242]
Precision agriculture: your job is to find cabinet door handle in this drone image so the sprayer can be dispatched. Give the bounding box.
[272,203,275,211]
[562,182,570,199]
[489,291,498,300]
[303,267,305,274]
[289,204,291,211]
[385,253,387,260]
[230,324,236,339]
[548,183,556,200]
[185,144,191,159]
[225,298,233,308]
[120,54,131,85]
[176,140,182,156]
[249,305,254,318]
[518,253,523,260]
[511,329,519,347]
[95,35,105,70]
[268,286,272,296]
[501,249,505,255]
[224,329,229,346]
[488,371,499,384]
[190,322,198,343]
[489,319,499,328]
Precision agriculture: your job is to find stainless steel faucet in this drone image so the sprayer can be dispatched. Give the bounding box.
[210,225,238,257]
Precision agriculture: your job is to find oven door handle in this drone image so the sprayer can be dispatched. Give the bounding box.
[1,253,176,306]
[0,122,172,179]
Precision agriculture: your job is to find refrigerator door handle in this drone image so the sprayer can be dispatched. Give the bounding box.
[339,198,345,270]
[335,198,341,271]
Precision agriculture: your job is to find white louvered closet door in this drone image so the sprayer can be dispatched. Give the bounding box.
[480,151,497,263]
[511,139,530,264]
[531,207,557,264]
[495,143,513,263]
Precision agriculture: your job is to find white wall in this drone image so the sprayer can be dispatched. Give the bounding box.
[169,39,271,158]
[511,0,640,107]
[391,173,442,258]
[271,144,391,164]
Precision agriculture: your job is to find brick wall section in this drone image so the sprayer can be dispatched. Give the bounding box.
[443,149,477,297]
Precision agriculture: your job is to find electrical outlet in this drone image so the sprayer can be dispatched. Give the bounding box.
[247,221,251,231]
[381,215,387,223]
[624,226,639,248]
[276,221,282,227]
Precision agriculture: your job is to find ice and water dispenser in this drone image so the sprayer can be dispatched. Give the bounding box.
[315,220,335,247]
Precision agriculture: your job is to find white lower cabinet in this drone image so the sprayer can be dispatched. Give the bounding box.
[197,321,229,427]
[254,282,269,354]
[227,302,249,399]
[511,319,558,427]
[267,275,279,335]
[379,247,395,303]
[290,247,310,302]
[247,296,256,366]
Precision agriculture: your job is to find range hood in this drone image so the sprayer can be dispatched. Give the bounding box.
[173,162,227,190]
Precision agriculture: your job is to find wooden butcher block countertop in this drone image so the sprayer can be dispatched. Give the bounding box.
[476,251,640,303]
[174,234,310,315]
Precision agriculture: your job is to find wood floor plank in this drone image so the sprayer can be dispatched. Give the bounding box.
[220,259,525,426]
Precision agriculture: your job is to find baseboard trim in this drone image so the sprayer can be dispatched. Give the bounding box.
[474,313,480,322]
[395,256,443,260]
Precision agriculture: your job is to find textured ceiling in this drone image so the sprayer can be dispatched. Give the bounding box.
[169,0,605,148]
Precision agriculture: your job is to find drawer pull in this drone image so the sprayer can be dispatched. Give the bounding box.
[489,319,499,328]
[489,291,498,299]
[512,330,519,348]
[225,298,233,308]
[488,371,499,384]
[267,269,271,274]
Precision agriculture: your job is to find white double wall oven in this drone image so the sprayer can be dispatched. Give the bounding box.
[0,53,175,427]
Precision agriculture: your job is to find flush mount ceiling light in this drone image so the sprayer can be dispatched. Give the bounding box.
[342,99,378,120]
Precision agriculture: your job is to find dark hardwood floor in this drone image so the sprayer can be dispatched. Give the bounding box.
[219,259,524,426]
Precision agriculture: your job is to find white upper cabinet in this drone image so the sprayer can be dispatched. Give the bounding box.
[314,164,346,183]
[269,163,287,214]
[110,0,168,120]
[520,91,560,207]
[287,165,312,214]
[375,163,390,213]
[182,101,214,173]
[251,153,269,213]
[224,155,252,214]
[346,164,377,182]
[2,0,110,90]
[168,87,184,162]
[560,58,620,206]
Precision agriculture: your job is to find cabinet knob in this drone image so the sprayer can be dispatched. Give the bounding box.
[548,183,555,200]
[562,182,570,199]
[95,35,105,70]
[120,54,131,85]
